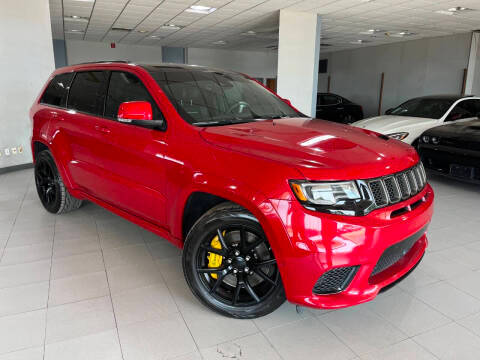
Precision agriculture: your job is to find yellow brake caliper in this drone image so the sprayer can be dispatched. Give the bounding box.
[208,232,225,279]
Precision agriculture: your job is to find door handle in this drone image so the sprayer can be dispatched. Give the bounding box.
[94,125,111,134]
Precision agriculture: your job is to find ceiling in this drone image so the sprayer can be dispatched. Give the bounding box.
[49,0,480,52]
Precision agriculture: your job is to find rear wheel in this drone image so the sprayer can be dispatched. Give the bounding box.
[183,202,285,318]
[35,150,83,214]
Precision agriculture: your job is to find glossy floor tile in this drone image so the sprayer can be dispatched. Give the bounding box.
[0,169,479,359]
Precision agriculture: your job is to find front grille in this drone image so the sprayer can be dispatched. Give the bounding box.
[313,266,359,295]
[370,227,425,277]
[367,163,426,208]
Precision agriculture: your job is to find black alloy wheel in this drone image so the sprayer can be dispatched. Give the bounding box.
[35,152,61,212]
[183,202,285,318]
[34,150,83,214]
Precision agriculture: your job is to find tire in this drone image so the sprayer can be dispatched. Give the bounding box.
[183,202,286,318]
[34,150,83,214]
[342,113,356,124]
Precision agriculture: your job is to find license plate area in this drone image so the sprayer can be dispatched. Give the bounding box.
[450,164,474,179]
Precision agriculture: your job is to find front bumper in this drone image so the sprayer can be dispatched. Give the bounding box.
[264,184,434,309]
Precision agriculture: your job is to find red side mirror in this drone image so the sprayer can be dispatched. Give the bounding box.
[118,101,153,122]
[282,98,292,106]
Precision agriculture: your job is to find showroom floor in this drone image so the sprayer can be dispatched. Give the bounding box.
[0,169,480,360]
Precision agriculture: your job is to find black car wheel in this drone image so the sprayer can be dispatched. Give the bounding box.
[35,150,83,214]
[183,202,285,318]
[342,113,355,123]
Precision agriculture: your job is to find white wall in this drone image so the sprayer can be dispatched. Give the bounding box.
[187,48,277,78]
[65,40,277,79]
[0,0,55,169]
[319,33,472,118]
[66,40,163,65]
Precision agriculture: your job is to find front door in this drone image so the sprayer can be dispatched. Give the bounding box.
[94,71,168,226]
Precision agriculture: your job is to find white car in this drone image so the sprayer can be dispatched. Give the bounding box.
[352,95,480,145]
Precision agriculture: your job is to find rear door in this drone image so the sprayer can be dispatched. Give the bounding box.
[61,70,111,197]
[93,70,168,225]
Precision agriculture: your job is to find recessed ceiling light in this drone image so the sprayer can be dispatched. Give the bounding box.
[137,30,148,33]
[161,24,184,30]
[212,40,226,45]
[150,35,162,38]
[448,6,472,12]
[185,5,216,14]
[350,39,371,44]
[390,30,417,37]
[435,10,455,15]
[435,6,474,15]
[64,15,89,22]
[241,30,257,36]
[359,29,385,35]
[66,29,84,33]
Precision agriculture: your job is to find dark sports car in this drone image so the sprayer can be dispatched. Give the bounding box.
[316,93,363,123]
[418,119,480,183]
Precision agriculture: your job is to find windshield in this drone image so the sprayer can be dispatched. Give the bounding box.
[389,98,455,119]
[147,67,301,126]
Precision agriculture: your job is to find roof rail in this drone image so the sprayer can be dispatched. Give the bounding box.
[72,60,132,65]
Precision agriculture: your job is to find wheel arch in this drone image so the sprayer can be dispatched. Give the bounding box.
[31,139,76,190]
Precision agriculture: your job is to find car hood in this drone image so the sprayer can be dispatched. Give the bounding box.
[424,119,480,150]
[200,118,418,181]
[425,119,480,137]
[352,115,438,133]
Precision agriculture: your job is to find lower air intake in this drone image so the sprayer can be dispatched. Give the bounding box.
[313,266,359,295]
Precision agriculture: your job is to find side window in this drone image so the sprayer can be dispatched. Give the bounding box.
[40,73,74,107]
[446,100,477,121]
[67,71,109,116]
[105,72,163,120]
[322,95,340,105]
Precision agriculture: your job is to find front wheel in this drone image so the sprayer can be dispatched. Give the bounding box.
[182,202,285,318]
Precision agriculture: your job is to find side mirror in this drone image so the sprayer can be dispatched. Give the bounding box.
[282,98,292,107]
[385,108,393,115]
[117,101,164,128]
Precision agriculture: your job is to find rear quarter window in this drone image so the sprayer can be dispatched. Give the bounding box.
[40,73,74,107]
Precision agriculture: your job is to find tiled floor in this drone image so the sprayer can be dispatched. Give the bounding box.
[1,168,480,360]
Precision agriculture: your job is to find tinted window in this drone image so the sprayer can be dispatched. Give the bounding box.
[148,67,300,126]
[105,72,163,120]
[318,94,340,105]
[446,99,480,121]
[67,71,108,115]
[41,73,74,107]
[390,98,455,119]
[458,99,480,116]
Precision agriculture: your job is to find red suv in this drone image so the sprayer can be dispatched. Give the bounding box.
[31,62,433,318]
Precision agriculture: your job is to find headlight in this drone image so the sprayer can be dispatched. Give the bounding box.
[289,180,375,216]
[290,181,361,205]
[387,132,409,140]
